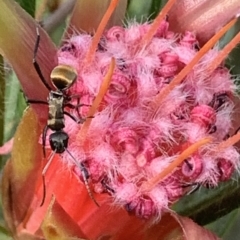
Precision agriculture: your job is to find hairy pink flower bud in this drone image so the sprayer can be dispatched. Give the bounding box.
[190,105,216,131]
[179,31,198,49]
[217,158,234,181]
[181,155,203,180]
[106,26,125,41]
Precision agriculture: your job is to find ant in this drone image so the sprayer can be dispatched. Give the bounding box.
[27,27,99,207]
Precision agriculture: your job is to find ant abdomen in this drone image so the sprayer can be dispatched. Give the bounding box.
[50,65,78,91]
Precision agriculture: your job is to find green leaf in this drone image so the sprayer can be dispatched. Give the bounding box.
[0,231,12,240]
[15,0,36,17]
[206,208,240,239]
[4,72,26,141]
[126,0,152,22]
[149,0,167,19]
[173,173,240,225]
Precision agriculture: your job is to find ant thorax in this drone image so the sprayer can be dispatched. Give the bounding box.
[47,91,65,131]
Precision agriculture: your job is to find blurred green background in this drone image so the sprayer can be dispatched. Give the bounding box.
[1,0,240,239]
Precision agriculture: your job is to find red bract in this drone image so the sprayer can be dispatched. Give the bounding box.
[1,0,240,239]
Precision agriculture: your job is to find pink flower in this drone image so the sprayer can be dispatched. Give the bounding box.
[56,15,239,220]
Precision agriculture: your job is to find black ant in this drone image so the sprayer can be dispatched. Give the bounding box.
[27,27,99,207]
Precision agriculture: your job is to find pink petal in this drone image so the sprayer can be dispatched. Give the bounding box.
[168,0,240,44]
[174,214,220,240]
[0,138,14,155]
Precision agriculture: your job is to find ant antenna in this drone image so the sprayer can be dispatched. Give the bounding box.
[40,149,57,206]
[40,175,46,207]
[65,148,100,207]
[33,26,53,92]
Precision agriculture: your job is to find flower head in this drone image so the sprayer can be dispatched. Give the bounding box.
[56,15,240,220]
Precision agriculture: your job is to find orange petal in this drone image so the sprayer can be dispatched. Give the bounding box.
[1,160,16,235]
[1,107,42,234]
[23,155,219,239]
[173,214,219,240]
[15,232,43,240]
[25,156,113,238]
[111,213,219,240]
[41,198,87,240]
[168,0,240,44]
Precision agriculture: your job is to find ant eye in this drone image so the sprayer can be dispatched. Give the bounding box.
[51,65,78,90]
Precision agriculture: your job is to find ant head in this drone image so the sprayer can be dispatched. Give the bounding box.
[50,65,78,91]
[49,131,69,154]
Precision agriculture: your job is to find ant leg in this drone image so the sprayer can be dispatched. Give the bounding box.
[65,103,90,109]
[40,175,46,207]
[40,150,57,206]
[33,27,52,92]
[65,102,91,120]
[27,99,48,105]
[42,125,49,158]
[65,94,81,102]
[40,124,50,206]
[182,182,201,195]
[101,178,115,194]
[64,148,100,207]
[80,162,100,207]
[64,111,85,124]
[65,94,91,119]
